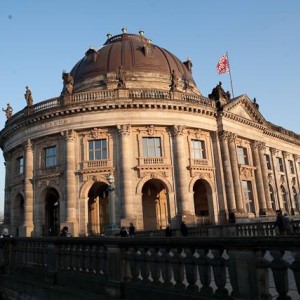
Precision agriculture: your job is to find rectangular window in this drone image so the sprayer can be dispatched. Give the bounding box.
[289,160,295,174]
[191,140,206,159]
[45,146,57,167]
[88,139,107,160]
[142,137,162,157]
[277,157,284,172]
[237,146,248,165]
[242,180,255,213]
[265,154,272,170]
[17,156,24,175]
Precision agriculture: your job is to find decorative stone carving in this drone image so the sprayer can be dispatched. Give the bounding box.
[147,125,156,136]
[117,124,131,135]
[61,129,76,141]
[173,125,186,136]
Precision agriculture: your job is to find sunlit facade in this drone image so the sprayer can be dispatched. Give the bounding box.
[1,31,300,237]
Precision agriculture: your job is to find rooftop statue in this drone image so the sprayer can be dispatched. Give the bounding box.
[117,65,126,88]
[169,69,178,91]
[24,86,33,106]
[208,81,230,101]
[2,103,13,119]
[61,71,74,95]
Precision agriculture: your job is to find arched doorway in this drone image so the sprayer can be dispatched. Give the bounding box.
[13,193,24,236]
[88,181,109,235]
[45,188,60,236]
[193,179,209,223]
[142,179,169,230]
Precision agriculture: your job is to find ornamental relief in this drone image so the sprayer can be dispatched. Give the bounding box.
[239,166,254,179]
[191,171,212,179]
[136,125,167,136]
[90,127,111,139]
[138,170,170,179]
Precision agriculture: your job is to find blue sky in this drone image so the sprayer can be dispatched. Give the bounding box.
[0,0,299,213]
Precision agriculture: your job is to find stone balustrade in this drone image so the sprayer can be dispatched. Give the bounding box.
[0,235,300,300]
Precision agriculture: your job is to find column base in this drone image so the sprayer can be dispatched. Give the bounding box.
[105,224,120,236]
[18,225,34,237]
[60,222,78,237]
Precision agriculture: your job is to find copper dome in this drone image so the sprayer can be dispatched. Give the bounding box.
[70,32,200,95]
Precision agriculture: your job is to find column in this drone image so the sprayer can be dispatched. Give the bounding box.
[62,130,78,235]
[282,151,293,213]
[227,133,244,212]
[21,140,34,236]
[218,131,236,213]
[172,125,191,216]
[117,124,133,220]
[3,153,12,227]
[258,142,272,210]
[270,148,280,209]
[293,155,300,211]
[210,132,227,223]
[251,141,267,214]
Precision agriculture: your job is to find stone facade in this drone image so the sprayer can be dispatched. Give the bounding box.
[0,32,300,237]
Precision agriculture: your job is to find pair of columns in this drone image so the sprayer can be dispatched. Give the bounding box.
[219,131,272,216]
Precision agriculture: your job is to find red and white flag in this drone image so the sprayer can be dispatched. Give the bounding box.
[216,53,229,75]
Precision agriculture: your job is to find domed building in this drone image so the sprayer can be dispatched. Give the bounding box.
[1,30,300,237]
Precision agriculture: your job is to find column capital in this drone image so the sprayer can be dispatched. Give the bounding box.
[172,124,186,136]
[117,124,131,135]
[61,129,76,141]
[270,147,278,155]
[250,140,266,151]
[218,130,235,141]
[294,154,300,161]
[23,139,32,151]
[282,151,290,159]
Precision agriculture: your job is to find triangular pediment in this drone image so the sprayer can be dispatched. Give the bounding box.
[222,94,267,125]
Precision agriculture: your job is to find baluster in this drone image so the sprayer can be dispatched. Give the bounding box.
[128,247,140,283]
[256,250,272,299]
[170,248,185,290]
[98,245,106,276]
[90,245,97,274]
[65,244,72,271]
[270,250,291,300]
[149,248,161,287]
[83,244,90,273]
[77,244,83,272]
[210,249,229,298]
[290,250,300,297]
[183,248,198,291]
[197,249,213,296]
[159,248,173,288]
[138,247,151,285]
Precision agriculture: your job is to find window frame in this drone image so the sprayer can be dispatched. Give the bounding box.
[88,139,108,161]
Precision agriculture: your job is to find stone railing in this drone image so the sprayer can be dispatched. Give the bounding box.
[0,235,300,299]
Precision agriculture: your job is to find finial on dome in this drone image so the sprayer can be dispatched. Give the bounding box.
[107,33,112,39]
[122,28,127,33]
[139,30,144,37]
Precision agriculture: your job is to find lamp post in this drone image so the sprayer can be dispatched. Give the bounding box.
[106,173,119,235]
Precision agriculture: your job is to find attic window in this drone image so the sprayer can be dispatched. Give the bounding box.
[85,48,98,63]
[142,40,154,57]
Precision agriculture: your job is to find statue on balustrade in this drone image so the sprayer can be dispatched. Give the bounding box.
[24,86,33,106]
[2,103,13,119]
[208,81,230,102]
[61,71,74,95]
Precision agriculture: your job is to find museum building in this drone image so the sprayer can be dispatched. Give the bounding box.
[1,30,300,237]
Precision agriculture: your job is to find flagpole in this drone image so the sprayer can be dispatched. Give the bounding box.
[226,51,234,98]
